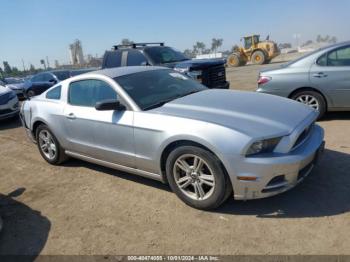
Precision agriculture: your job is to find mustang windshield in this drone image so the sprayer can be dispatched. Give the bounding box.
[144,47,189,64]
[114,69,207,110]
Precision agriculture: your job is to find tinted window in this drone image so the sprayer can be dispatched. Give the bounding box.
[42,73,55,81]
[244,38,252,49]
[317,53,327,66]
[127,50,148,66]
[104,51,122,68]
[328,46,350,66]
[143,47,189,64]
[70,69,95,76]
[46,85,61,100]
[32,74,44,82]
[53,71,70,81]
[69,79,117,107]
[114,69,206,110]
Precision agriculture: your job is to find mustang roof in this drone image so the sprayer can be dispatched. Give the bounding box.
[90,66,167,78]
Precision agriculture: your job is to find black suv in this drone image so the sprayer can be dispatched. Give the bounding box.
[102,43,229,89]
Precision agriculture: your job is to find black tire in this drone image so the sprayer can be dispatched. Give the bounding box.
[291,90,326,119]
[251,50,265,65]
[265,59,271,64]
[165,146,232,210]
[227,53,241,67]
[35,124,68,165]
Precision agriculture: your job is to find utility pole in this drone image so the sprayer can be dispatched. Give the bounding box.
[46,56,50,69]
[21,59,26,71]
[40,59,47,70]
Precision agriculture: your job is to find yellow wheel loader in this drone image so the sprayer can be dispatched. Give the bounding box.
[227,35,280,67]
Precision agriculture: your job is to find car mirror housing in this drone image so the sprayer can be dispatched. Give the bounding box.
[95,99,126,111]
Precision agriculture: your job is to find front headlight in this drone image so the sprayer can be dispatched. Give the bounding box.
[187,70,202,82]
[174,67,202,82]
[174,67,189,73]
[246,137,282,156]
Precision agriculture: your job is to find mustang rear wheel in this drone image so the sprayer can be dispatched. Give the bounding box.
[166,146,232,210]
[36,124,68,165]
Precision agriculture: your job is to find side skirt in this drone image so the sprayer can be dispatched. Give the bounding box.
[65,150,163,182]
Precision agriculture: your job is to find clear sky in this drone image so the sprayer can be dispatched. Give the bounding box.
[1,0,349,69]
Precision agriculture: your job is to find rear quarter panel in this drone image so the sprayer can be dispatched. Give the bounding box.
[24,98,68,147]
[259,66,312,97]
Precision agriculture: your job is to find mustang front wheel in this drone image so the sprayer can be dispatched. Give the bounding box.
[166,146,232,210]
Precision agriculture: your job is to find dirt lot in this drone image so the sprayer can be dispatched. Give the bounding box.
[0,62,349,255]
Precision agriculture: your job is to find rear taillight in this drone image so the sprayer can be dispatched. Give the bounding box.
[258,76,271,85]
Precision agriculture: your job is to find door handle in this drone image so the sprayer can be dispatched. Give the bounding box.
[66,113,76,119]
[312,72,328,78]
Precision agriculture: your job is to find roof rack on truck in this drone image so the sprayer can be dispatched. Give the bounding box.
[112,42,164,50]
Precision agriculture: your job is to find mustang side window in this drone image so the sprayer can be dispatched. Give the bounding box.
[46,85,61,100]
[69,80,117,107]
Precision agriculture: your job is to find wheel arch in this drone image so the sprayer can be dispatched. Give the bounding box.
[32,120,47,140]
[159,140,232,189]
[288,87,329,110]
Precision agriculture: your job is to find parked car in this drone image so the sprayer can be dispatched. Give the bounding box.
[257,41,350,118]
[25,69,96,97]
[0,84,19,120]
[102,42,229,89]
[20,67,324,210]
[3,77,27,99]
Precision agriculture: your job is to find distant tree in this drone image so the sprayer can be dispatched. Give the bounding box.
[183,49,194,58]
[193,42,206,55]
[329,36,337,43]
[29,64,36,73]
[3,61,12,74]
[121,38,134,45]
[231,45,240,52]
[316,34,337,44]
[316,35,322,43]
[301,40,312,47]
[211,38,223,53]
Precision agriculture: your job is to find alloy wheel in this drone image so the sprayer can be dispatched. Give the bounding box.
[173,154,215,201]
[296,94,320,111]
[38,130,57,160]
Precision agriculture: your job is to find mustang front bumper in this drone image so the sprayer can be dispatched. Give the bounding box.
[226,124,325,200]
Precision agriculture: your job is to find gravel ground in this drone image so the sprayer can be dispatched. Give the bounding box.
[0,61,349,255]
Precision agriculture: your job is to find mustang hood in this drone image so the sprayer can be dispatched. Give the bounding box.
[152,90,317,138]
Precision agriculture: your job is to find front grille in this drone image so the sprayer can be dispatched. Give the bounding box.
[292,124,313,149]
[202,65,226,88]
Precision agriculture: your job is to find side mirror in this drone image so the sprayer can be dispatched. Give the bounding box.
[140,61,149,66]
[49,79,57,85]
[95,99,126,111]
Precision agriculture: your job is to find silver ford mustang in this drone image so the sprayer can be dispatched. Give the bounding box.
[20,66,325,210]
